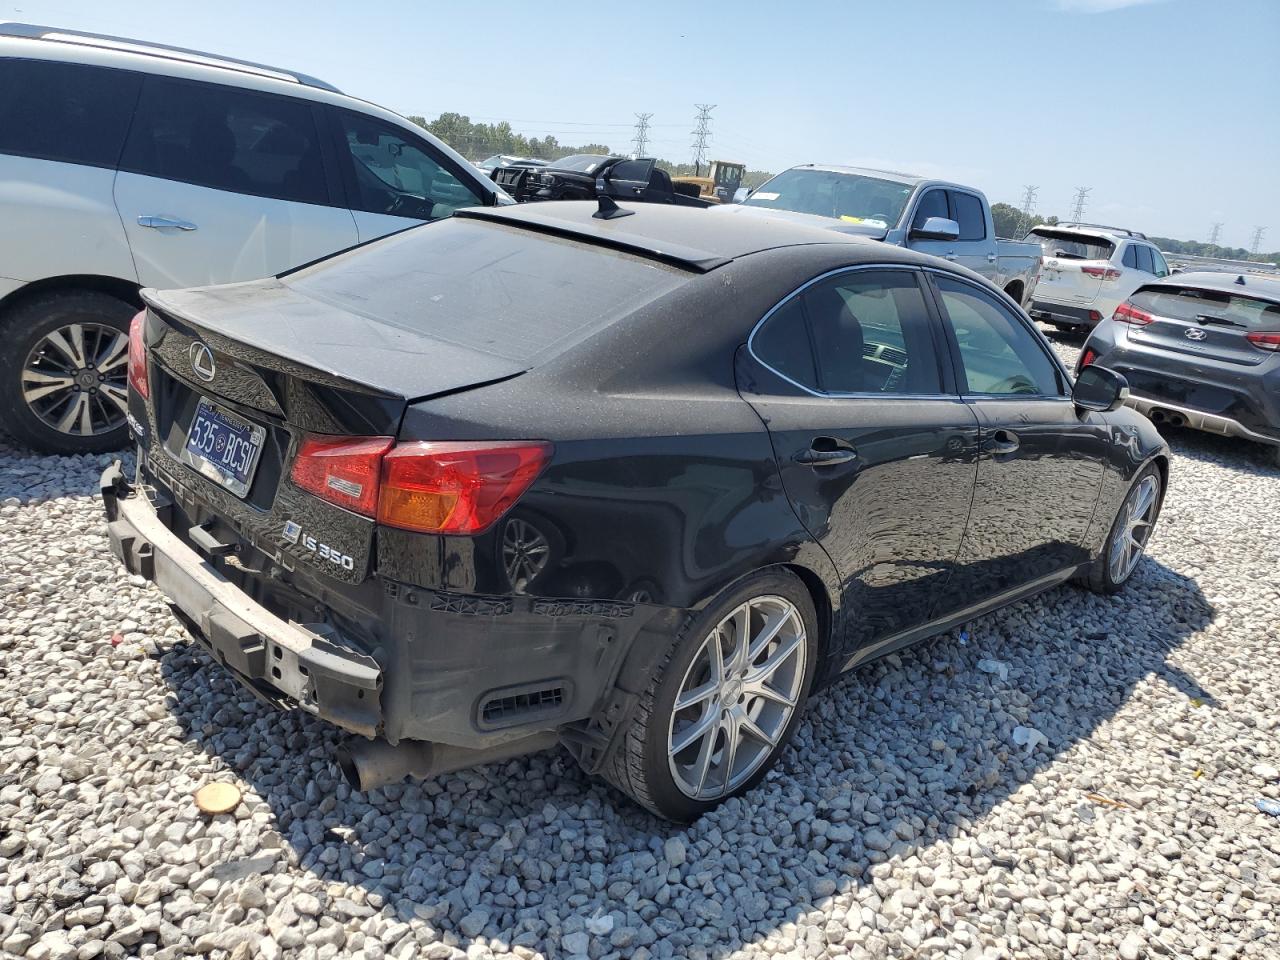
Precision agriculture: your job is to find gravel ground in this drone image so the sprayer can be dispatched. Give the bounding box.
[2,331,1279,960]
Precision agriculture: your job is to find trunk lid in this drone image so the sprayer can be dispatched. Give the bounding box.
[1026,229,1117,304]
[1122,284,1280,367]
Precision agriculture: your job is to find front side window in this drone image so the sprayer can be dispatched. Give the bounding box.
[121,77,328,204]
[1150,248,1170,278]
[338,111,483,219]
[752,270,944,396]
[0,59,141,167]
[951,192,986,241]
[911,189,949,229]
[935,276,1063,397]
[1134,245,1155,274]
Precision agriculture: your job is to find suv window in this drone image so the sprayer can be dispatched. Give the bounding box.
[0,59,141,168]
[951,192,986,241]
[753,270,943,395]
[935,276,1062,396]
[1149,248,1170,278]
[337,111,483,219]
[1134,245,1155,274]
[1122,245,1139,269]
[912,189,949,229]
[121,77,328,205]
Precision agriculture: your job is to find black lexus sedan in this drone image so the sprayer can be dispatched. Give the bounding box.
[102,201,1169,821]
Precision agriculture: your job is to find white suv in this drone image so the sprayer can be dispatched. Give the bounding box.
[0,23,509,453]
[1024,223,1172,333]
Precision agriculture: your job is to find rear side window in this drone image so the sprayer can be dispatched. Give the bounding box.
[752,270,944,396]
[0,59,140,167]
[1130,286,1280,330]
[935,276,1063,396]
[286,218,685,364]
[951,192,986,241]
[120,77,329,205]
[1026,230,1115,261]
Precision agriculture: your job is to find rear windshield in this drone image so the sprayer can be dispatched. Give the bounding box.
[285,218,686,363]
[1130,286,1280,330]
[1025,229,1115,261]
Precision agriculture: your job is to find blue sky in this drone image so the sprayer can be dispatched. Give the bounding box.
[15,0,1279,245]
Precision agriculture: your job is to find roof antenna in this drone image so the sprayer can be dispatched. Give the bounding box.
[593,194,635,221]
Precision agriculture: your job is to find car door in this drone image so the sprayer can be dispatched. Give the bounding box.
[926,272,1109,614]
[114,75,358,289]
[330,109,487,243]
[737,266,980,664]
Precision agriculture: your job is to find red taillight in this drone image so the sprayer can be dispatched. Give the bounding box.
[1113,302,1154,326]
[1081,265,1122,281]
[1245,331,1280,352]
[290,434,394,517]
[289,435,552,533]
[378,441,553,535]
[127,311,149,399]
[1080,348,1098,367]
[1088,310,1102,324]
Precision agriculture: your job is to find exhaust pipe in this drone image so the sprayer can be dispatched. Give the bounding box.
[336,732,560,792]
[1167,413,1186,428]
[1148,409,1166,424]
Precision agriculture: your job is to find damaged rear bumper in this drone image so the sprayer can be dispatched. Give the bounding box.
[100,461,383,737]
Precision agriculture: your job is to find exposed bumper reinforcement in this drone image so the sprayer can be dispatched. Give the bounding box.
[100,461,383,737]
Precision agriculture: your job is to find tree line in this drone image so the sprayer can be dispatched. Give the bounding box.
[408,114,1275,263]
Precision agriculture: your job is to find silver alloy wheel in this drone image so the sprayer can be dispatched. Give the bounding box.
[22,323,130,437]
[501,517,551,592]
[1108,474,1159,583]
[667,595,806,801]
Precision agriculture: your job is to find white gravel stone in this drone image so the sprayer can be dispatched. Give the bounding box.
[3,337,1280,960]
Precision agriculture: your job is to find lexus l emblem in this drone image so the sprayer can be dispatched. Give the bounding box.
[1184,327,1208,341]
[189,342,216,381]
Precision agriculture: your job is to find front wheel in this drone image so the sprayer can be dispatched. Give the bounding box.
[602,569,818,821]
[1078,464,1164,594]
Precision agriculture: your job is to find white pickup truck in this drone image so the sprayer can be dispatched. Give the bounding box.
[719,164,1042,307]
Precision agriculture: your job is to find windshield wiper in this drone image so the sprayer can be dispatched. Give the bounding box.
[1195,314,1246,328]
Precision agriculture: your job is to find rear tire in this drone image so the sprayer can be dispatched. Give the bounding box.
[0,290,136,455]
[1077,464,1164,594]
[601,568,818,821]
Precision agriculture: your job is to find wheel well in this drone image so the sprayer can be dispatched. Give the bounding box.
[0,275,142,318]
[781,562,833,659]
[1004,280,1024,304]
[1150,454,1170,495]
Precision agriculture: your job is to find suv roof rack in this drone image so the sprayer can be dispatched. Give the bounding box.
[1055,221,1148,240]
[0,22,342,94]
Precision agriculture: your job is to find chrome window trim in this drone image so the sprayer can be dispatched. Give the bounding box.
[745,263,957,401]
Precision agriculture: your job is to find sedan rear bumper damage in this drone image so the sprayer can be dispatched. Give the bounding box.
[101,461,383,736]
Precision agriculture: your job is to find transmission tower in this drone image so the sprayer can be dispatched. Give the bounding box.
[690,104,716,176]
[631,113,652,157]
[1069,187,1091,224]
[1208,222,1223,248]
[1251,226,1267,257]
[1015,185,1039,237]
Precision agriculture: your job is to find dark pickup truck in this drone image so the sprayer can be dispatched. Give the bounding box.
[492,154,710,208]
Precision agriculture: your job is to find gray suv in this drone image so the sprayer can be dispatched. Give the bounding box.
[1079,272,1280,464]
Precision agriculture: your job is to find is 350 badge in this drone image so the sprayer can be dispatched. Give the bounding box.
[281,520,355,572]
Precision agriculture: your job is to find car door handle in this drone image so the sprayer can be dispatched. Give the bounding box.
[984,429,1020,455]
[794,438,858,467]
[137,215,198,231]
[987,252,998,263]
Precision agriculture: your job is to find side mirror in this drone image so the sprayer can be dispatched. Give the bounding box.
[910,216,960,241]
[1073,365,1129,412]
[1170,266,1183,274]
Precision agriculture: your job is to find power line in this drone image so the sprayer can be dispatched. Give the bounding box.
[1069,186,1091,224]
[1015,185,1039,238]
[632,113,652,157]
[1251,226,1267,257]
[691,104,715,176]
[1209,222,1223,248]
